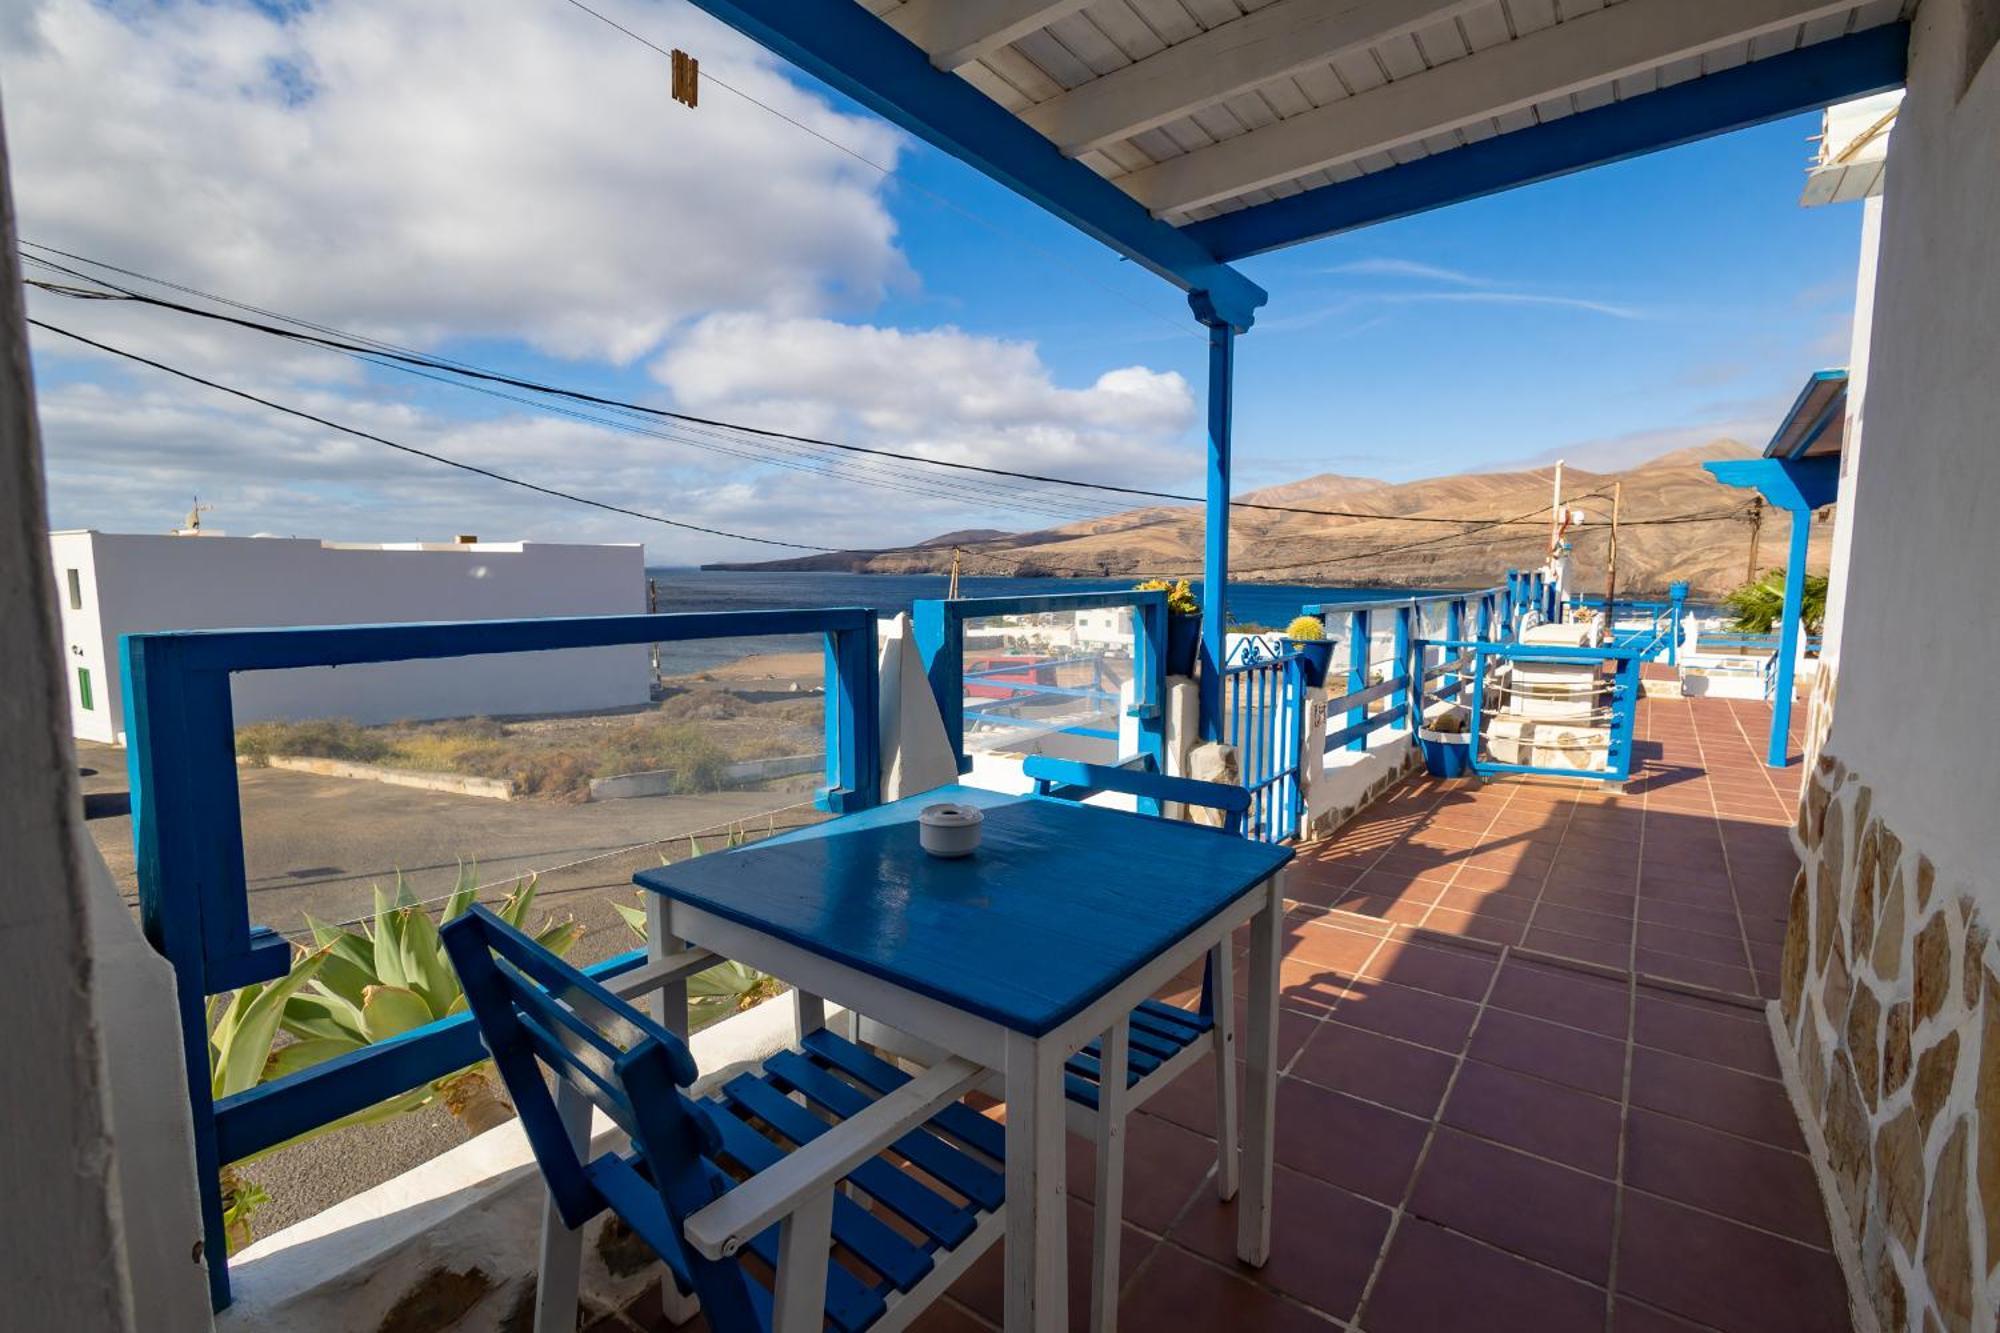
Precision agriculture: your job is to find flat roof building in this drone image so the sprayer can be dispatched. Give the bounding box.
[49,531,649,744]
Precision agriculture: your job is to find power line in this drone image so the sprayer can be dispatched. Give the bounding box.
[552,0,1206,345]
[27,318,842,551]
[21,245,1581,528]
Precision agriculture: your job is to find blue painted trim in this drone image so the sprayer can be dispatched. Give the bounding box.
[1766,369,1849,459]
[1768,511,1813,769]
[913,591,1167,784]
[1703,456,1841,512]
[1199,320,1234,740]
[1184,25,1909,261]
[673,0,1265,330]
[1345,608,1371,753]
[124,607,883,1309]
[1325,704,1407,752]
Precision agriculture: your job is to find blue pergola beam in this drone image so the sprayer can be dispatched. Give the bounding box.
[675,0,1266,330]
[1183,24,1908,262]
[1704,456,1840,767]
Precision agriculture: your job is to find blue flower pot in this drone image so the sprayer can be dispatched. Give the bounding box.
[1166,614,1201,677]
[1288,639,1334,688]
[1419,730,1471,778]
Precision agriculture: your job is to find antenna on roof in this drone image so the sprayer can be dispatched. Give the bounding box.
[175,497,213,536]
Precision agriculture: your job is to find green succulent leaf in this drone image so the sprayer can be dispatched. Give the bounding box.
[613,899,648,941]
[396,904,459,1019]
[360,984,435,1043]
[213,949,329,1099]
[370,883,410,990]
[532,917,581,958]
[442,860,481,923]
[497,874,539,930]
[264,1036,365,1081]
[281,991,367,1044]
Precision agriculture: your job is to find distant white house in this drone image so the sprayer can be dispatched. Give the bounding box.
[49,531,650,744]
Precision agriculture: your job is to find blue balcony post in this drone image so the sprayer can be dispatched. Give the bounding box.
[1501,571,1517,633]
[1476,594,1493,645]
[1346,608,1371,752]
[1196,308,1235,742]
[1668,580,1689,667]
[1445,598,1465,699]
[1392,603,1414,734]
[1768,516,1811,768]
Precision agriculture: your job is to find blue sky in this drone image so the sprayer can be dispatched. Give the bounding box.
[6,0,1864,562]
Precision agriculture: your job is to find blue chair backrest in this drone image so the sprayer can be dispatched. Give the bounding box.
[1022,755,1250,836]
[441,905,762,1330]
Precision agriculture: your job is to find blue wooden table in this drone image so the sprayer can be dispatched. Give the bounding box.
[636,785,1292,1333]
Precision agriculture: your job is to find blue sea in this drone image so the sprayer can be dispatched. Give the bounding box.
[644,568,1446,675]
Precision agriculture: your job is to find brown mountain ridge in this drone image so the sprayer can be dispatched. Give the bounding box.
[709,440,1830,598]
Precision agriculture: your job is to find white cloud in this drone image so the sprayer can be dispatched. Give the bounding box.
[2,0,910,364]
[1384,290,1643,320]
[1324,258,1488,285]
[653,313,1197,484]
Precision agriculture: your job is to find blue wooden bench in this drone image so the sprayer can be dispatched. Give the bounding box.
[441,904,1004,1333]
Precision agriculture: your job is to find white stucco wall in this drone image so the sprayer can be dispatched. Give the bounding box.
[49,532,650,743]
[1825,5,2000,894]
[1816,195,1884,667]
[1,122,144,1331]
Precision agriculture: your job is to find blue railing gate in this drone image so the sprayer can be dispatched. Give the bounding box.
[1222,650,1305,841]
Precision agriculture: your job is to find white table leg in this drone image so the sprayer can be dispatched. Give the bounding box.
[1237,871,1283,1267]
[1004,1028,1068,1333]
[1090,1019,1128,1333]
[644,895,702,1325]
[1208,942,1239,1201]
[533,1081,590,1333]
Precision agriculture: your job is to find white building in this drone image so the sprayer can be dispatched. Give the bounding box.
[49,531,650,744]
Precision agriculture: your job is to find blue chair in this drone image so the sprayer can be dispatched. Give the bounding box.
[1020,756,1253,1333]
[441,904,1005,1333]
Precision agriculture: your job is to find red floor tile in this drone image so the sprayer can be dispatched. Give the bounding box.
[1631,993,1779,1077]
[1289,1020,1456,1117]
[1627,1045,1803,1151]
[1616,1192,1849,1333]
[1167,1165,1391,1322]
[1441,1059,1623,1177]
[1331,977,1479,1051]
[1362,1217,1605,1333]
[1487,957,1630,1037]
[1623,1109,1829,1245]
[1467,1008,1628,1099]
[1272,1078,1427,1204]
[1361,936,1498,1002]
[1409,1128,1617,1283]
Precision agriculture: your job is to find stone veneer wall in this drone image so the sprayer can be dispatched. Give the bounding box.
[1783,751,1998,1332]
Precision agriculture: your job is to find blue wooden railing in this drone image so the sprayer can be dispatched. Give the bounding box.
[1425,638,1646,785]
[1566,581,1690,664]
[1222,650,1304,841]
[123,608,882,1309]
[1304,586,1507,753]
[913,590,1167,777]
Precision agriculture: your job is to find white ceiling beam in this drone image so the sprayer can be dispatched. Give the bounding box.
[882,0,1095,71]
[1021,0,1489,157]
[1121,0,1864,216]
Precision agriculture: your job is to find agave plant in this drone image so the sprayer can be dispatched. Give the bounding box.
[200,864,577,1251]
[613,829,784,1029]
[278,863,580,1134]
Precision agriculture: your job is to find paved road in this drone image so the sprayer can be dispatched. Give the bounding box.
[76,740,823,1232]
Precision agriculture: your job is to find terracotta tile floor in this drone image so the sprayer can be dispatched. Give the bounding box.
[605,697,1841,1333]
